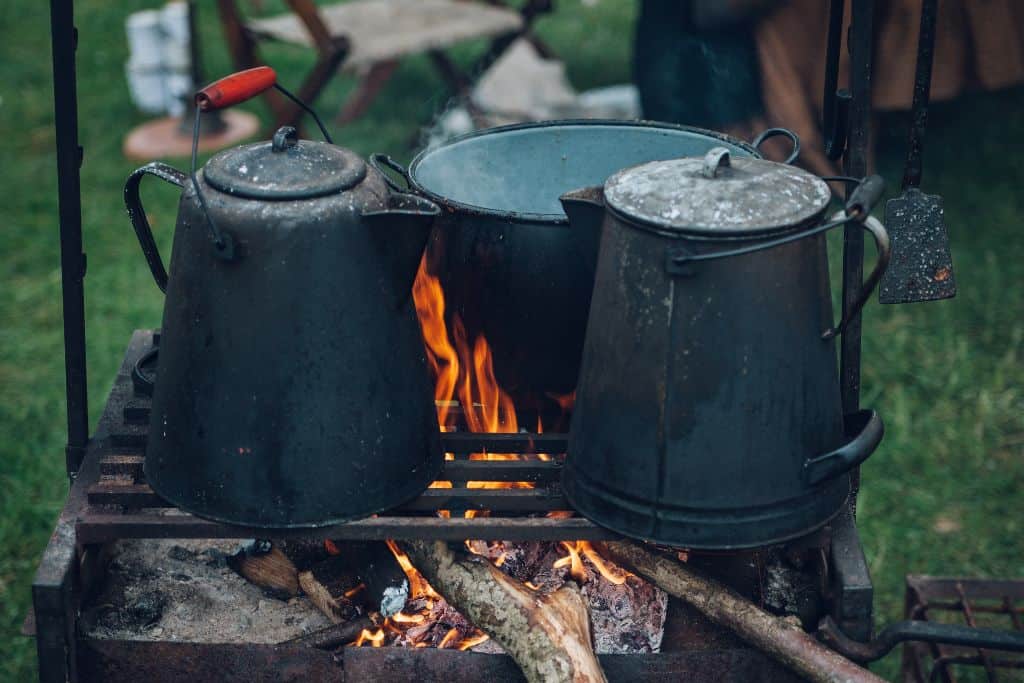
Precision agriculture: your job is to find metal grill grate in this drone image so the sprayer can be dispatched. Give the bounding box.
[902,576,1024,682]
[75,331,617,544]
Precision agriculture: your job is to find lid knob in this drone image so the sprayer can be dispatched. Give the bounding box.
[702,147,732,179]
[272,126,299,153]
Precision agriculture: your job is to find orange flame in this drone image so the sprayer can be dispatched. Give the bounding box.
[553,541,588,582]
[353,258,620,652]
[412,256,534,522]
[354,628,386,647]
[413,256,460,430]
[458,632,491,650]
[384,539,439,602]
[438,627,461,649]
[554,541,630,585]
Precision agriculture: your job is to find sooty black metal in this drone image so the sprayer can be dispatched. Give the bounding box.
[123,126,443,528]
[559,149,888,549]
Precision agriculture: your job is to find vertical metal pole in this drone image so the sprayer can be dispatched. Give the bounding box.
[841,0,873,429]
[50,0,89,477]
[828,3,876,641]
[187,0,202,89]
[842,0,874,512]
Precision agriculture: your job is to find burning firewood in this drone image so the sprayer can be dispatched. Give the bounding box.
[402,539,607,683]
[297,566,361,624]
[282,614,380,649]
[226,541,299,600]
[599,542,885,683]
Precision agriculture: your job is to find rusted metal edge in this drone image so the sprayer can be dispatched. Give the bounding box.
[76,513,617,544]
[100,453,566,482]
[86,483,569,512]
[906,575,1024,601]
[901,575,1024,682]
[33,333,155,683]
[77,638,802,682]
[829,506,873,641]
[105,429,570,456]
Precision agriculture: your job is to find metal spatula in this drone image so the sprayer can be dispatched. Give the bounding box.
[879,0,956,304]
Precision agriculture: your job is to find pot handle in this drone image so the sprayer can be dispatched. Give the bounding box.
[369,153,415,194]
[802,410,884,486]
[124,162,187,294]
[667,174,890,339]
[752,127,801,164]
[821,212,891,340]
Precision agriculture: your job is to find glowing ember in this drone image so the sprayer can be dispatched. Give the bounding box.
[438,626,461,649]
[351,539,490,650]
[343,583,366,599]
[457,632,491,651]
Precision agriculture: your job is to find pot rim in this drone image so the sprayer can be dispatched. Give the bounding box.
[604,200,832,242]
[405,119,763,224]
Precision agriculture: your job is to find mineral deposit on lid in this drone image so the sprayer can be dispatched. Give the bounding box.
[605,157,832,232]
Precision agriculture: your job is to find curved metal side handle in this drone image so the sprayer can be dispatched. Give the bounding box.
[818,615,1024,664]
[124,162,187,293]
[820,214,891,340]
[802,410,884,486]
[752,127,801,165]
[131,346,159,397]
[369,153,414,194]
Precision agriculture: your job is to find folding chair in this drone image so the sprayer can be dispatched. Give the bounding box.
[216,0,554,130]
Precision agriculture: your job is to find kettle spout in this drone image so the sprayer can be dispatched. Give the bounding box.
[560,186,606,232]
[363,192,441,306]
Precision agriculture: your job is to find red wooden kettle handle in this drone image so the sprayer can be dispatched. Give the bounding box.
[195,66,277,111]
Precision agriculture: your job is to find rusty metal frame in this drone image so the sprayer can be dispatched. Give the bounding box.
[77,640,802,682]
[40,1,882,679]
[902,576,1024,683]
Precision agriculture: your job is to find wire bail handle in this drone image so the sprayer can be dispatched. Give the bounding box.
[190,67,334,260]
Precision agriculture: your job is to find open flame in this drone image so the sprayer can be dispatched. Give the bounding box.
[350,539,491,649]
[554,541,629,585]
[354,257,628,649]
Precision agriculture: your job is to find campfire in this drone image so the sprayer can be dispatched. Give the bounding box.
[326,256,665,653]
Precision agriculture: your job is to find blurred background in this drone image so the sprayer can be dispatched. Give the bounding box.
[1,0,1022,679]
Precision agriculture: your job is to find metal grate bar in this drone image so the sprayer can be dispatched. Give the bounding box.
[76,512,616,544]
[87,481,569,512]
[956,582,998,680]
[98,453,565,483]
[440,432,566,455]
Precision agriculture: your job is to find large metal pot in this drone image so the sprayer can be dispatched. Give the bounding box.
[559,148,889,549]
[371,121,797,397]
[123,123,443,528]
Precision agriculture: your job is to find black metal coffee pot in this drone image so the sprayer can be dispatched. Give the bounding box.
[122,68,443,528]
[559,147,889,549]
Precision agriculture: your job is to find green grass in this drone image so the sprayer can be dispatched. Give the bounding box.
[1,1,1021,681]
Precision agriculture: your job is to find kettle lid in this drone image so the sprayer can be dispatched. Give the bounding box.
[203,126,367,200]
[604,147,832,236]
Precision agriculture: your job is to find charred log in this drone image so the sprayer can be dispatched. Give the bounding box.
[599,542,884,683]
[403,539,607,683]
[282,614,379,649]
[297,568,360,624]
[226,541,299,600]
